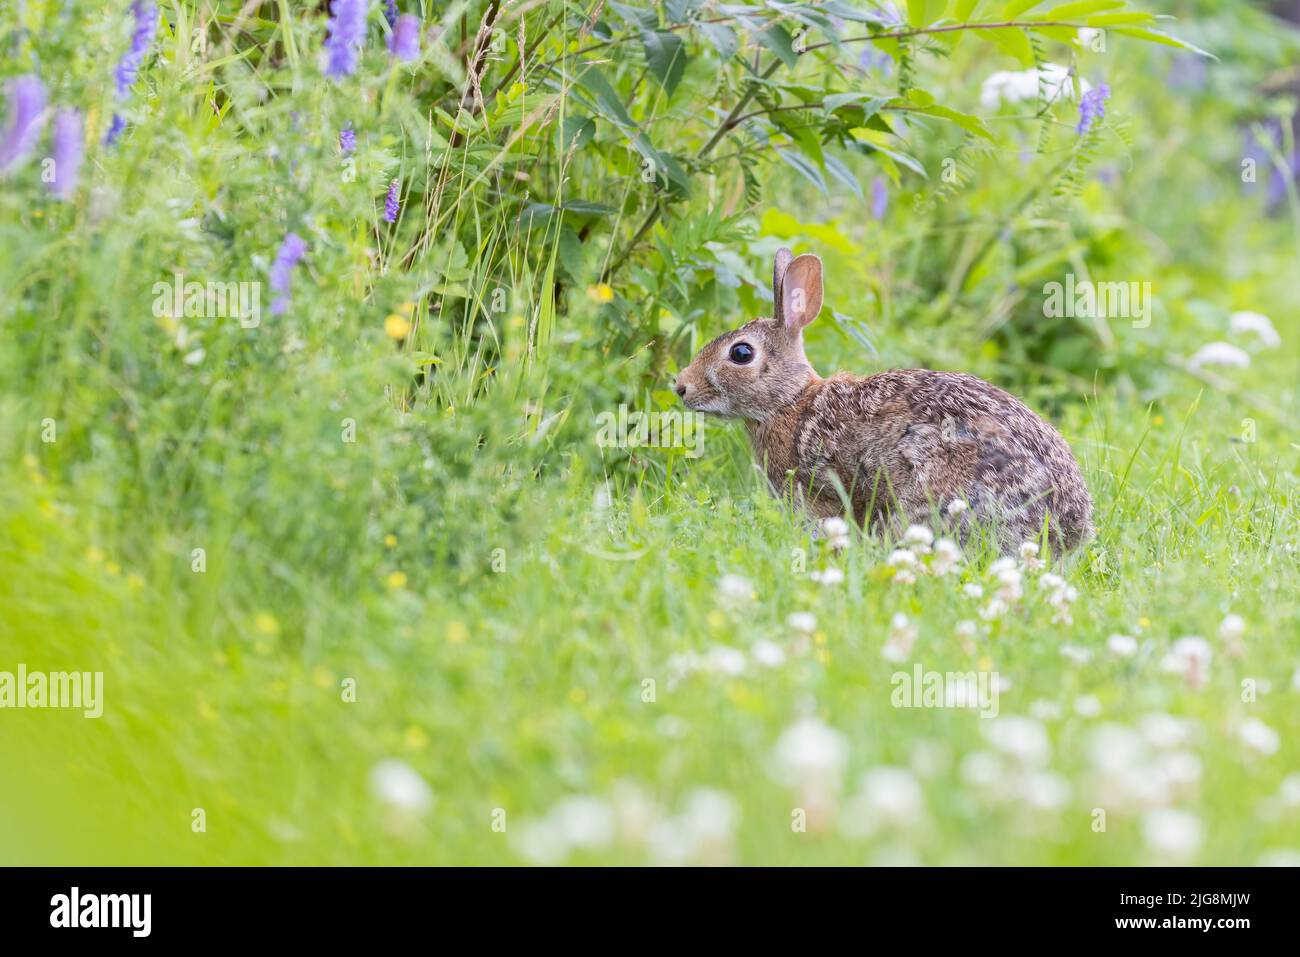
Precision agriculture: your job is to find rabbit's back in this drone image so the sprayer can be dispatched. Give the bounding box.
[754,369,1093,552]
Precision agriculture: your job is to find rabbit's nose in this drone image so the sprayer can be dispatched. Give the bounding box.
[675,380,688,399]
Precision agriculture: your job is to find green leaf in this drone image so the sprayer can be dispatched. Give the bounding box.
[560,116,595,151]
[609,2,658,30]
[641,30,688,97]
[820,1,893,23]
[909,102,994,139]
[759,25,799,69]
[979,26,1036,65]
[1111,26,1216,58]
[907,0,947,27]
[776,147,827,192]
[697,22,739,61]
[575,68,635,129]
[953,0,984,17]
[1002,0,1047,16]
[823,92,891,116]
[1084,11,1157,26]
[1038,0,1124,17]
[824,153,864,199]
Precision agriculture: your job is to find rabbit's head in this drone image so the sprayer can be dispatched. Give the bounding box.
[675,247,824,421]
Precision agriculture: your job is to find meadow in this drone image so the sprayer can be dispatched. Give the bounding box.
[0,0,1297,865]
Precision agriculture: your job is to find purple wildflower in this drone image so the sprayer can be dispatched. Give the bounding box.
[339,125,356,154]
[870,177,888,220]
[48,109,84,200]
[104,114,127,146]
[269,232,309,316]
[388,14,420,61]
[1076,82,1110,135]
[324,0,368,80]
[384,179,400,223]
[0,74,47,173]
[114,1,158,98]
[384,0,398,28]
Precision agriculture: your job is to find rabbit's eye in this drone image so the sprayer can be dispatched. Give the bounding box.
[728,342,755,365]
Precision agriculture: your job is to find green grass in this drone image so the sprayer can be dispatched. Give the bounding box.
[2,381,1297,865]
[1,1,1298,866]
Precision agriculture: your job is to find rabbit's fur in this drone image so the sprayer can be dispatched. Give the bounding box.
[675,248,1093,554]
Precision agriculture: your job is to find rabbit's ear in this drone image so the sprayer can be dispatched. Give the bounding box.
[772,247,793,321]
[781,254,823,332]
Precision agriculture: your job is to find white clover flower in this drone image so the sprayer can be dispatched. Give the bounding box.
[1087,724,1147,774]
[1218,613,1246,658]
[1293,667,1300,693]
[903,524,934,552]
[887,548,917,567]
[953,620,978,655]
[1238,718,1280,757]
[1161,636,1212,689]
[820,516,851,538]
[1157,751,1202,792]
[1060,643,1092,666]
[771,716,849,788]
[512,818,569,864]
[1019,541,1042,570]
[979,597,1008,621]
[1228,310,1281,347]
[959,750,1005,790]
[551,795,617,851]
[962,582,984,599]
[1187,341,1250,371]
[647,788,740,866]
[980,63,1090,109]
[985,716,1051,766]
[843,767,925,835]
[1029,699,1062,722]
[1139,713,1191,750]
[819,516,852,551]
[1023,771,1071,811]
[1278,773,1300,808]
[1219,613,1245,640]
[1142,809,1203,859]
[809,567,845,586]
[1074,695,1102,718]
[989,556,1017,576]
[887,548,918,584]
[1108,633,1139,658]
[990,559,1023,603]
[717,573,755,607]
[751,639,786,668]
[610,780,660,845]
[1044,580,1078,626]
[681,788,738,846]
[945,498,968,517]
[931,538,962,576]
[369,758,435,817]
[883,612,918,662]
[1039,572,1066,592]
[706,645,747,677]
[786,611,817,635]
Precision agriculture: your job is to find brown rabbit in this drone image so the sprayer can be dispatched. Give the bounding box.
[674,248,1093,554]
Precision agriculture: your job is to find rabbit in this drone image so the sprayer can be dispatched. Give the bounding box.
[674,247,1094,554]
